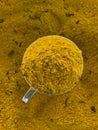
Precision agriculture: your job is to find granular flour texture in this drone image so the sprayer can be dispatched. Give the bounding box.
[21,35,83,94]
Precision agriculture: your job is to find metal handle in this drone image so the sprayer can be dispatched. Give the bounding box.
[22,88,37,103]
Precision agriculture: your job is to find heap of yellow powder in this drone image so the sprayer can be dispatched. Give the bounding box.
[21,35,83,95]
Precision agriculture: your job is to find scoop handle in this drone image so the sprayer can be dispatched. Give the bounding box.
[22,88,37,103]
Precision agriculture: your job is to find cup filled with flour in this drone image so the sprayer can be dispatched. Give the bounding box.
[21,35,83,103]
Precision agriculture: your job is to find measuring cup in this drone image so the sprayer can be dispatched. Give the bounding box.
[21,35,83,103]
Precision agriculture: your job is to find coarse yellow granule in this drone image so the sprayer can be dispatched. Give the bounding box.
[21,35,83,94]
[0,0,98,129]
